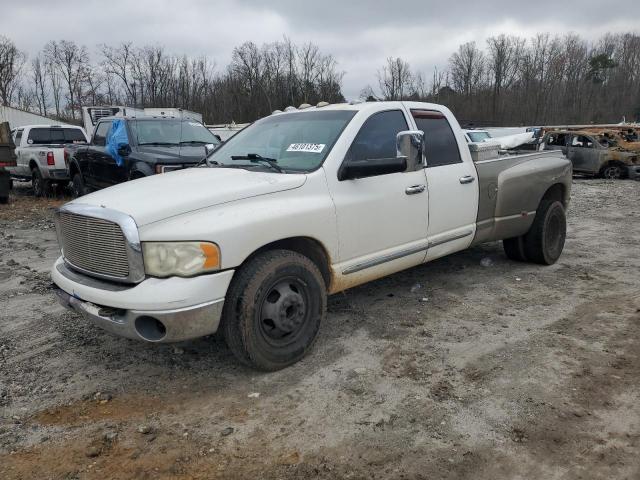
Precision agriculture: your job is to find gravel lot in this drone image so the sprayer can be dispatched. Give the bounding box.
[1,179,639,480]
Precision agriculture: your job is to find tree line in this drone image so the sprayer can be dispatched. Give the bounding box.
[0,36,344,124]
[1,32,638,126]
[365,32,640,126]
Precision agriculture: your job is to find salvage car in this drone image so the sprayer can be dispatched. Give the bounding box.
[8,124,88,196]
[51,101,571,371]
[540,128,640,179]
[66,116,221,197]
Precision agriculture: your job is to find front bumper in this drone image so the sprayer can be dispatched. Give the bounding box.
[51,257,235,342]
[54,286,224,342]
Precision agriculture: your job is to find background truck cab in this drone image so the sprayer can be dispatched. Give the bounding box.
[8,125,88,197]
[67,116,221,197]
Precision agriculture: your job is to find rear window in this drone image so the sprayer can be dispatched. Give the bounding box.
[27,128,86,145]
[412,111,462,167]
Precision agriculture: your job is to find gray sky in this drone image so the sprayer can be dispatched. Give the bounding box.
[2,0,638,98]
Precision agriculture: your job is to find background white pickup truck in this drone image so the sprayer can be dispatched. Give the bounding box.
[9,124,88,196]
[51,101,572,371]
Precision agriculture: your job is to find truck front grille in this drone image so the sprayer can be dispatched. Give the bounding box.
[57,212,130,279]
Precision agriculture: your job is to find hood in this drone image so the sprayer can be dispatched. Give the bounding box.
[71,167,307,226]
[134,144,209,163]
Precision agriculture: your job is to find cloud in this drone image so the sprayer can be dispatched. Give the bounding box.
[1,0,637,99]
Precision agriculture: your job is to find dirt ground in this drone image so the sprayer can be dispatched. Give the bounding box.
[0,178,639,480]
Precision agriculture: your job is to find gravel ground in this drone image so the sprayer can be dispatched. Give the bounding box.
[0,179,639,480]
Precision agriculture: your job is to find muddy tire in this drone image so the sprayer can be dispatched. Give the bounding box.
[221,249,326,371]
[600,163,624,180]
[522,200,566,265]
[32,168,50,198]
[71,172,86,198]
[503,236,528,262]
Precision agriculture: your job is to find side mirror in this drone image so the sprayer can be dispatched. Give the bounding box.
[204,143,217,155]
[117,144,131,156]
[397,130,426,170]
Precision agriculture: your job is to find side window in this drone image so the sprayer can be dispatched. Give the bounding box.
[571,135,593,148]
[412,111,461,168]
[93,122,112,146]
[547,133,567,146]
[14,129,23,146]
[347,110,408,162]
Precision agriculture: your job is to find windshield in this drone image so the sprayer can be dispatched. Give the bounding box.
[467,131,492,142]
[129,120,220,146]
[206,110,357,172]
[28,128,86,145]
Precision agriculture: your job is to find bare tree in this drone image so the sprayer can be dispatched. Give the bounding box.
[377,57,414,100]
[31,55,48,115]
[486,35,525,120]
[449,42,484,96]
[0,35,26,106]
[44,40,89,119]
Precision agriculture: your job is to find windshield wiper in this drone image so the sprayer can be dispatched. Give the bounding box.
[139,142,179,146]
[179,140,208,145]
[231,153,284,173]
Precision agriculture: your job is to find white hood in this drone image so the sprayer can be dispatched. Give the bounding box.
[71,168,307,226]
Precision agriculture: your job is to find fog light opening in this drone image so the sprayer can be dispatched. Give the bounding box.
[135,316,167,342]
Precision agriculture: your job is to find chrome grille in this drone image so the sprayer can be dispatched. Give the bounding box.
[57,212,129,279]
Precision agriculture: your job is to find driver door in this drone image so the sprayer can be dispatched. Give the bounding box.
[326,108,429,279]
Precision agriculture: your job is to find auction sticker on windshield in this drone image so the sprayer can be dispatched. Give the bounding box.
[286,143,325,153]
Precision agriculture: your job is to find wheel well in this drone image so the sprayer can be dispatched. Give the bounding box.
[541,183,567,207]
[28,160,38,171]
[600,160,626,172]
[246,237,332,290]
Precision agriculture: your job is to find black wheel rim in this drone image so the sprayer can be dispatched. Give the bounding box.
[258,276,310,347]
[604,166,620,179]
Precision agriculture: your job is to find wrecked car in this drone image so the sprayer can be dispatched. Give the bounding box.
[51,101,571,371]
[540,128,640,179]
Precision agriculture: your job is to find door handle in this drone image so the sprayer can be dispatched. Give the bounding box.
[405,184,426,195]
[459,175,475,184]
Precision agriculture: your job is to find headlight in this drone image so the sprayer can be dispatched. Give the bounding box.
[142,242,220,277]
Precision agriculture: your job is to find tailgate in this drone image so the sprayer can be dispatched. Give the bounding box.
[35,147,67,170]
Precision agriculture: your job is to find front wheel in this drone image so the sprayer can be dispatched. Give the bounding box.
[221,250,326,371]
[71,172,86,198]
[601,163,624,180]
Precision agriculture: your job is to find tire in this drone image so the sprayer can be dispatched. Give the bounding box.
[32,168,50,198]
[220,249,327,371]
[503,236,528,262]
[522,200,566,265]
[71,172,86,198]
[600,163,624,180]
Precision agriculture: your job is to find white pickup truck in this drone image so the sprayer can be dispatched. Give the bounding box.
[51,101,572,370]
[9,125,89,196]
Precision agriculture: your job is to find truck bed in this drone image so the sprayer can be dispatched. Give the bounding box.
[472,150,571,245]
